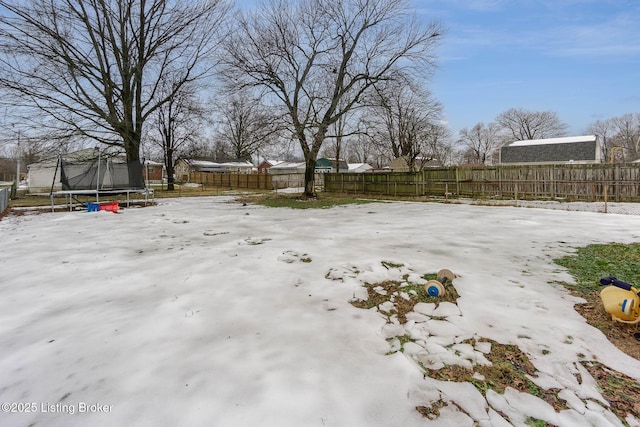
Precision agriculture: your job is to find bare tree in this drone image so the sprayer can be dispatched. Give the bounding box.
[611,114,640,161]
[0,0,230,183]
[496,108,568,141]
[458,122,500,164]
[222,0,443,197]
[345,132,381,166]
[423,122,453,166]
[322,98,362,170]
[214,91,282,162]
[587,118,616,162]
[145,80,207,191]
[364,74,444,171]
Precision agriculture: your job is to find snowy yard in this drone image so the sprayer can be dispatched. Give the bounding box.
[1,196,640,427]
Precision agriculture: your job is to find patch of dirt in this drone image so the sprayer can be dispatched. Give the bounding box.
[573,291,640,360]
[582,360,640,422]
[349,276,459,324]
[1,207,58,219]
[426,339,567,412]
[416,400,446,420]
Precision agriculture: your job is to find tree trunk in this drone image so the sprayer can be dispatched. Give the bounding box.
[124,136,143,188]
[166,148,176,191]
[304,155,316,198]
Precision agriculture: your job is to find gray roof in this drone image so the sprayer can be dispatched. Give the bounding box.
[501,135,600,164]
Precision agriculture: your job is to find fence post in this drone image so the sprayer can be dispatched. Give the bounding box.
[552,164,556,199]
[604,183,608,213]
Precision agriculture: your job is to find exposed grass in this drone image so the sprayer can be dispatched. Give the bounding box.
[426,339,566,412]
[553,242,640,422]
[555,243,640,295]
[582,361,640,422]
[554,243,640,360]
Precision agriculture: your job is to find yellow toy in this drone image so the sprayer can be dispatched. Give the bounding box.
[599,277,640,324]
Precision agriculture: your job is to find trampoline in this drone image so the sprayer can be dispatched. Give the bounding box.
[49,149,154,211]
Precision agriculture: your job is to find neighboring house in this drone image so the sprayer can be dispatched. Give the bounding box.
[257,160,285,174]
[347,163,373,173]
[315,158,349,173]
[268,161,306,175]
[500,135,601,164]
[390,156,443,172]
[175,158,255,182]
[143,160,164,184]
[222,161,255,174]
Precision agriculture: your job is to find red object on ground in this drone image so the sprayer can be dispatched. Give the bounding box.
[99,202,119,213]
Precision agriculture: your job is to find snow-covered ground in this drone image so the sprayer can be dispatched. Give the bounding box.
[1,196,640,427]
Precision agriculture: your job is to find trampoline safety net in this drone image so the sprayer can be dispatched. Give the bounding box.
[60,154,144,191]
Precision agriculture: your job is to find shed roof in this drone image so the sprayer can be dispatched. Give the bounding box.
[508,135,596,147]
[270,161,305,169]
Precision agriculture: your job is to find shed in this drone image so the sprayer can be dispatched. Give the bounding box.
[500,135,601,164]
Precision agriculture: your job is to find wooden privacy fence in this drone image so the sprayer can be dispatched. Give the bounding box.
[325,163,640,202]
[190,172,273,190]
[189,172,325,191]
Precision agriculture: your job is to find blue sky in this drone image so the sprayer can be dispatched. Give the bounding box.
[422,0,640,135]
[236,0,640,136]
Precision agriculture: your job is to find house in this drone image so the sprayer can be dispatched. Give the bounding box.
[174,158,255,182]
[347,163,373,173]
[389,156,443,172]
[500,135,601,164]
[221,161,255,174]
[143,160,164,184]
[257,160,285,174]
[268,161,306,175]
[175,159,216,181]
[315,158,349,173]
